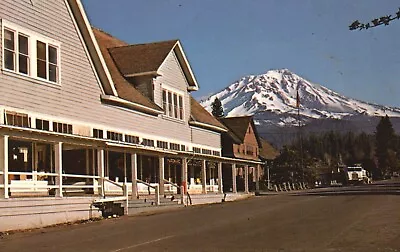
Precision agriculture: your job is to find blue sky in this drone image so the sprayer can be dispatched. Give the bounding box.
[82,0,400,107]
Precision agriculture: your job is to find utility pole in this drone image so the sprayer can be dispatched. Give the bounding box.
[297,86,304,182]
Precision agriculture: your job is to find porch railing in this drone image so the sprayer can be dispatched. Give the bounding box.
[163,179,184,205]
[1,171,102,197]
[137,179,160,206]
[102,177,129,214]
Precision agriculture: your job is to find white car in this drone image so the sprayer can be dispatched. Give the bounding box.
[345,166,371,184]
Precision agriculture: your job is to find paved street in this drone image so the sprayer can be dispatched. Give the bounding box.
[1,181,400,252]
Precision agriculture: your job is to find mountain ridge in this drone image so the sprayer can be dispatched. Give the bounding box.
[200,69,400,127]
[200,69,400,147]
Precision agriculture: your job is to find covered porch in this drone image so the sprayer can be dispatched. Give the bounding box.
[0,127,263,202]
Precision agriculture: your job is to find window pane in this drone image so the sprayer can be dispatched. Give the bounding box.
[168,92,172,117]
[4,30,14,50]
[43,120,49,131]
[49,64,57,82]
[4,50,15,70]
[49,46,57,64]
[162,90,167,114]
[16,115,22,127]
[18,35,28,55]
[37,41,46,60]
[173,94,178,118]
[37,41,47,79]
[37,59,46,79]
[36,119,43,129]
[179,96,183,119]
[6,114,14,125]
[19,55,28,74]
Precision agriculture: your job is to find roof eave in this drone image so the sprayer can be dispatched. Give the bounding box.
[66,0,119,96]
[101,94,163,116]
[189,121,227,133]
[173,41,199,90]
[124,71,160,78]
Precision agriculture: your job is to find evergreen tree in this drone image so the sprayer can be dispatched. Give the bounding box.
[211,97,224,118]
[375,115,395,177]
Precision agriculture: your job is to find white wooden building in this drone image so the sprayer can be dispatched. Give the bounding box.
[0,0,263,231]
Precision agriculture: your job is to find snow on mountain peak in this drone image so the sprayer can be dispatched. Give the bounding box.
[200,69,400,124]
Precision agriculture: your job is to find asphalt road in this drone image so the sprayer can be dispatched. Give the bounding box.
[1,181,400,252]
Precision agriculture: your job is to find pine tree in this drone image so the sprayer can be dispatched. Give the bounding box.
[211,97,224,118]
[375,115,395,177]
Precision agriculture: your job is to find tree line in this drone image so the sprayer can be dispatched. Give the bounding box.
[209,98,400,184]
[268,115,400,185]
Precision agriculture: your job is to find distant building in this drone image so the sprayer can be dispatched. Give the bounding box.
[219,116,264,192]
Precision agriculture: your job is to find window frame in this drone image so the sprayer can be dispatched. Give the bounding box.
[1,20,61,85]
[161,88,184,121]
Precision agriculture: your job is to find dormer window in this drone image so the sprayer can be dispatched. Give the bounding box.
[162,88,183,120]
[2,21,60,84]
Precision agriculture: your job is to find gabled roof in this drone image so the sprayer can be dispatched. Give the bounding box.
[259,138,279,160]
[109,40,199,90]
[189,97,227,132]
[109,40,178,76]
[219,116,262,147]
[92,28,163,114]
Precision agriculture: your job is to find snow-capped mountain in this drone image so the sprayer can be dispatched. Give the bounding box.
[201,69,400,127]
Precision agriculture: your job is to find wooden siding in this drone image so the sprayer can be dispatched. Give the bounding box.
[0,0,195,143]
[154,50,190,122]
[191,127,221,148]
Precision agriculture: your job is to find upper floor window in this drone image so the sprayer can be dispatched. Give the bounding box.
[157,140,168,149]
[246,145,254,156]
[37,41,59,83]
[162,89,183,120]
[193,147,201,153]
[2,21,60,84]
[36,119,50,131]
[125,135,139,144]
[4,29,29,75]
[107,131,123,141]
[93,128,103,139]
[53,121,72,134]
[142,138,154,147]
[170,143,180,151]
[212,150,221,156]
[4,111,30,128]
[202,149,212,155]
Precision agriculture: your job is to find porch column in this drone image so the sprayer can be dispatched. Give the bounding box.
[85,149,90,188]
[255,164,261,194]
[182,158,188,193]
[131,153,138,199]
[217,162,223,193]
[202,160,207,194]
[0,135,9,199]
[123,153,127,182]
[232,163,237,193]
[244,165,249,193]
[159,156,165,195]
[54,142,63,198]
[97,149,105,197]
[85,149,90,176]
